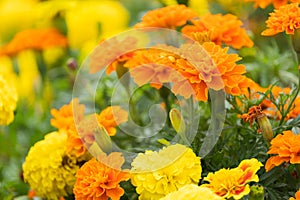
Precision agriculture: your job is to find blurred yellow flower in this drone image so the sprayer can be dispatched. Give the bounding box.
[0,74,18,126]
[131,144,202,200]
[160,184,223,200]
[22,131,79,199]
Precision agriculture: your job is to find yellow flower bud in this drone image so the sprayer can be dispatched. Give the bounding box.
[94,126,112,154]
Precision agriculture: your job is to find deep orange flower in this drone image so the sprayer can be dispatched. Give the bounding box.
[124,48,184,89]
[244,0,300,9]
[134,5,198,29]
[73,153,130,200]
[265,130,300,172]
[89,36,137,74]
[0,28,68,56]
[241,105,265,126]
[182,13,253,49]
[97,106,128,136]
[262,3,300,36]
[51,99,86,157]
[290,189,300,200]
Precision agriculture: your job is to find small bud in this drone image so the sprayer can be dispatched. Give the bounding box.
[169,108,186,134]
[257,114,274,142]
[67,58,78,71]
[249,185,264,200]
[94,126,112,154]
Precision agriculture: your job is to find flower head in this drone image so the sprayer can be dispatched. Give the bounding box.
[265,130,300,171]
[244,0,300,9]
[134,5,198,29]
[290,188,300,200]
[203,158,263,199]
[131,144,202,200]
[22,131,79,199]
[0,28,68,56]
[0,75,18,126]
[182,13,253,49]
[262,3,300,36]
[160,184,223,200]
[73,153,130,200]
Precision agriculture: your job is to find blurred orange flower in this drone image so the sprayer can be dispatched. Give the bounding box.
[97,106,128,136]
[51,99,86,157]
[265,130,300,172]
[245,0,300,9]
[182,13,253,49]
[262,3,300,36]
[134,5,198,29]
[89,36,137,74]
[73,153,130,200]
[0,28,68,56]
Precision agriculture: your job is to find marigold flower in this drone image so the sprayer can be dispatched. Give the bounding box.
[203,158,263,199]
[182,13,253,49]
[0,28,68,56]
[89,36,137,74]
[134,5,198,29]
[131,144,202,200]
[265,130,300,172]
[262,3,300,36]
[290,188,300,200]
[160,184,223,200]
[22,131,79,199]
[51,99,87,158]
[73,153,130,200]
[97,106,128,136]
[0,75,18,126]
[244,0,300,9]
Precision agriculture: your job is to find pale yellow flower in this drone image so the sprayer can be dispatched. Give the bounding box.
[160,184,223,200]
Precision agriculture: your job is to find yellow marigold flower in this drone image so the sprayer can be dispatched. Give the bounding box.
[160,184,223,200]
[134,5,198,29]
[0,74,17,126]
[203,158,263,199]
[0,28,68,56]
[73,153,130,200]
[290,188,300,200]
[262,3,300,36]
[182,13,254,49]
[265,130,300,172]
[22,131,79,199]
[131,144,202,200]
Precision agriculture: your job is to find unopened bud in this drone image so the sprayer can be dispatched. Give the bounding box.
[169,108,186,134]
[67,58,78,71]
[249,185,264,200]
[94,126,112,154]
[257,114,273,142]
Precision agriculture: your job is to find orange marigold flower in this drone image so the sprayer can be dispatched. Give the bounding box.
[51,99,86,157]
[262,3,300,36]
[244,0,300,9]
[89,36,137,74]
[290,189,300,200]
[182,13,254,49]
[97,106,128,136]
[0,28,68,56]
[265,130,300,172]
[134,5,198,29]
[73,153,130,200]
[241,105,265,126]
[124,48,184,89]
